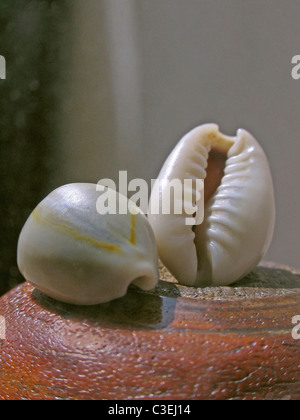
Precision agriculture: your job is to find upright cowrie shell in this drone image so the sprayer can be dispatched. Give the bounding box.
[148,124,276,286]
[17,183,159,305]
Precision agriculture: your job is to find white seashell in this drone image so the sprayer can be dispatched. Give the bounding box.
[148,124,276,287]
[17,183,159,305]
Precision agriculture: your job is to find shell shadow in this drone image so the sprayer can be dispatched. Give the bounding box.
[157,263,300,298]
[32,285,178,330]
[231,265,300,289]
[31,264,299,330]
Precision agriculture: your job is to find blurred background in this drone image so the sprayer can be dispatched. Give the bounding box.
[1,0,300,295]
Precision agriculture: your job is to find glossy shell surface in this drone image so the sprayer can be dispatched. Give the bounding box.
[17,183,159,304]
[148,124,276,286]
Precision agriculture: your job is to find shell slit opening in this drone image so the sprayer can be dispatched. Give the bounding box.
[204,148,228,204]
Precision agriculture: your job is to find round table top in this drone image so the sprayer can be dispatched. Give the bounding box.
[0,262,299,400]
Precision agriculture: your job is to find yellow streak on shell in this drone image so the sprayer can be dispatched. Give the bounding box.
[207,131,235,153]
[130,213,137,246]
[32,209,122,253]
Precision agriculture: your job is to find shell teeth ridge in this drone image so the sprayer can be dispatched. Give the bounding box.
[227,148,252,162]
[205,138,254,251]
[224,162,250,174]
[184,162,206,180]
[173,141,208,222]
[194,142,210,158]
[185,147,209,179]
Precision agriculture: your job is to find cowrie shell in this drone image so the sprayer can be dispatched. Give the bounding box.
[17,183,159,304]
[148,124,276,287]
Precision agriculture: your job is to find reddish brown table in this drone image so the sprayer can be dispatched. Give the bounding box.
[0,263,299,400]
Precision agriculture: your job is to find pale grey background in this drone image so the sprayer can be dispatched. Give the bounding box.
[58,0,300,269]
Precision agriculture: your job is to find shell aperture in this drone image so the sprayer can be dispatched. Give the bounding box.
[148,124,275,287]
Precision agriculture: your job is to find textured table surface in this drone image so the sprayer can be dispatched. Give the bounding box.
[0,262,299,400]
